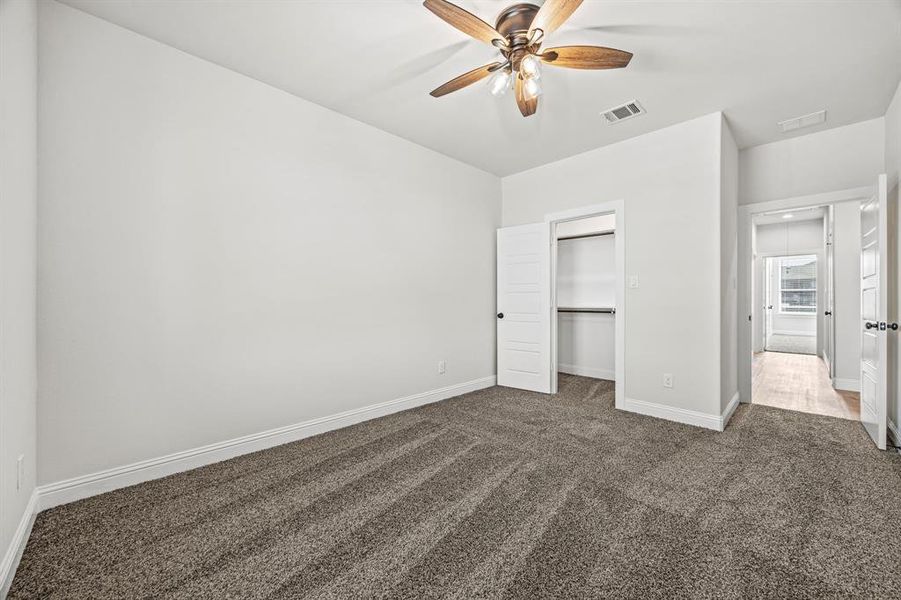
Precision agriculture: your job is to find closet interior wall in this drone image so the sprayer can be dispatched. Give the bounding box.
[556,216,616,381]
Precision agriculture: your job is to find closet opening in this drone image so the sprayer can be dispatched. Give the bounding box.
[547,206,623,403]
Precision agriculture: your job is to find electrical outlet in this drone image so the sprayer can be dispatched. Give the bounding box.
[16,455,24,491]
[438,360,446,375]
[662,374,673,389]
[629,275,640,289]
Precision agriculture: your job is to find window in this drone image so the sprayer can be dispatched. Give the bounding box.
[778,255,816,314]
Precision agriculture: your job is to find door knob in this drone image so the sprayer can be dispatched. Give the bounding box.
[889,323,899,331]
[497,313,504,319]
[865,321,879,329]
[767,305,773,310]
[824,311,832,316]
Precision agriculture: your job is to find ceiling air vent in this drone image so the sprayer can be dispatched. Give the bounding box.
[602,100,645,124]
[778,109,826,133]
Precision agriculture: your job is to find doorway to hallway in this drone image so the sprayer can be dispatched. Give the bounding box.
[749,204,861,422]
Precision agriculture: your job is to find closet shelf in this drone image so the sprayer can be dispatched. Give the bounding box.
[557,307,615,314]
[557,231,614,242]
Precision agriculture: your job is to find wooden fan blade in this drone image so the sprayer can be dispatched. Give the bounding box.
[430,62,504,97]
[423,0,504,46]
[540,46,633,70]
[515,75,538,117]
[528,0,583,37]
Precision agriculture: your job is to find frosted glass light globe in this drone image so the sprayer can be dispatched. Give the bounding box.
[523,77,542,99]
[487,69,512,96]
[520,54,541,79]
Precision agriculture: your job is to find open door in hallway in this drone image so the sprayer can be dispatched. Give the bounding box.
[497,223,551,393]
[860,174,889,450]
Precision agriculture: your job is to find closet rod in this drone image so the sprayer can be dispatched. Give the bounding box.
[556,231,614,242]
[557,307,616,314]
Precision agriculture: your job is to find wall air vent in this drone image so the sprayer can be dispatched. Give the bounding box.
[601,100,645,124]
[778,109,826,133]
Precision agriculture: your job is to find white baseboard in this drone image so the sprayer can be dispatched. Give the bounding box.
[833,378,860,392]
[772,330,815,337]
[558,363,615,381]
[0,489,38,598]
[721,391,741,430]
[37,375,496,511]
[621,397,722,431]
[621,392,739,432]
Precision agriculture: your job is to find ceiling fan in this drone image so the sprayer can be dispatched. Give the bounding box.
[423,0,633,117]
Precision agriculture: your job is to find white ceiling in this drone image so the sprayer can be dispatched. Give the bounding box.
[59,0,901,176]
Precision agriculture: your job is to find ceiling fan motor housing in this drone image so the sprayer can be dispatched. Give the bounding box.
[495,3,541,70]
[495,3,540,40]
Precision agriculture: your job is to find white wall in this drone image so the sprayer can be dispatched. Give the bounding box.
[557,314,615,381]
[756,219,824,254]
[556,235,615,379]
[740,118,885,205]
[37,1,501,486]
[833,200,862,389]
[0,0,38,587]
[886,80,901,438]
[504,113,725,418]
[720,116,739,411]
[556,236,616,308]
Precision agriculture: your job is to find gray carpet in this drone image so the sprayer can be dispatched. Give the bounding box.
[11,375,901,599]
[766,334,817,355]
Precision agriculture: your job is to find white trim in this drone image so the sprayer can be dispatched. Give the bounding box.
[622,391,740,433]
[37,376,496,511]
[558,363,615,381]
[834,378,861,392]
[889,419,900,446]
[0,490,39,598]
[721,391,741,429]
[771,330,816,337]
[740,186,873,214]
[544,200,625,408]
[621,397,723,431]
[757,249,822,259]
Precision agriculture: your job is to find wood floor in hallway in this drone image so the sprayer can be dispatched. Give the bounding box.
[752,351,860,420]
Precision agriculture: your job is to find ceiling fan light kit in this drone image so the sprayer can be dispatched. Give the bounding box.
[424,0,633,117]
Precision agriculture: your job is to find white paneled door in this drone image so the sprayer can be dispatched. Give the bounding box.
[497,224,551,393]
[859,175,888,450]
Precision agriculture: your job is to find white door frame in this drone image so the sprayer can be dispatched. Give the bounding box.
[823,205,835,378]
[544,201,625,407]
[738,186,871,405]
